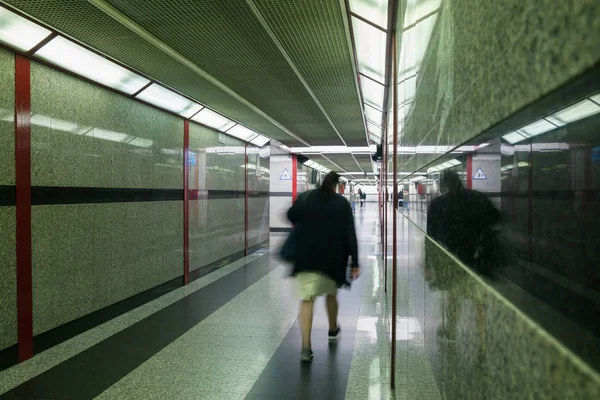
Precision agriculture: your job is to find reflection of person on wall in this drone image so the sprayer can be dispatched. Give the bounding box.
[425,170,499,369]
[427,170,500,273]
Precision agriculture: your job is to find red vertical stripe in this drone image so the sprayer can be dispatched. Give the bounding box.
[466,153,473,190]
[528,142,533,262]
[390,34,398,390]
[291,155,298,202]
[245,143,249,256]
[15,55,33,362]
[183,120,190,285]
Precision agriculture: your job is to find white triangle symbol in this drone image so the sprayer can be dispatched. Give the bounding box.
[280,168,292,180]
[473,167,487,180]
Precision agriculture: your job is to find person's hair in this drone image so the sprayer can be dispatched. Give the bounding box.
[321,171,340,192]
[441,170,462,192]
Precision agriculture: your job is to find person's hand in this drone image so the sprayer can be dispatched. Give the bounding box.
[350,267,360,280]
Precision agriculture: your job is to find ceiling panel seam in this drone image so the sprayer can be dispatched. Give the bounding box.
[88,0,310,146]
[351,153,365,173]
[320,154,346,172]
[245,0,348,147]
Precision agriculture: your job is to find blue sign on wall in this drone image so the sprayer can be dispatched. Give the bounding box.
[189,155,196,166]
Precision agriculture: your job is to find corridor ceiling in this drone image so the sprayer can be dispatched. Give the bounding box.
[2,0,388,149]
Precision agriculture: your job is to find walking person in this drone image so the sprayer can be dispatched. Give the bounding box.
[348,190,357,213]
[287,171,360,362]
[360,191,367,208]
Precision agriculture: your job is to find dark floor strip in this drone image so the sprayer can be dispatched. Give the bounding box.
[2,255,275,400]
[246,278,365,400]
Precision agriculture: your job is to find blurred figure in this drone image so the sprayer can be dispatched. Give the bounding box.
[287,171,360,363]
[359,190,366,208]
[427,170,500,274]
[348,189,357,213]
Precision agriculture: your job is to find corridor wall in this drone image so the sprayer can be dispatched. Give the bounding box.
[391,0,600,398]
[0,48,269,367]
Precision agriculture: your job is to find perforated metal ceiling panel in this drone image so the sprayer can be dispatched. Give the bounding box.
[326,154,363,172]
[353,153,374,171]
[4,0,366,147]
[251,0,366,146]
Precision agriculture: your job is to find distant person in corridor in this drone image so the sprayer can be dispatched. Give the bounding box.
[287,171,360,363]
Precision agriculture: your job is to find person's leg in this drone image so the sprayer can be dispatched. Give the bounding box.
[326,294,338,331]
[300,299,314,349]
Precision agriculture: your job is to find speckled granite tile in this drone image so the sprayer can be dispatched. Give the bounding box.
[0,48,14,186]
[95,265,296,399]
[0,207,17,351]
[31,201,183,335]
[30,63,183,189]
[0,251,269,395]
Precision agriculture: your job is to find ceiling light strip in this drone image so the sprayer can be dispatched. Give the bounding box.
[89,0,309,146]
[348,11,387,32]
[245,0,348,146]
[340,0,370,145]
[25,31,57,56]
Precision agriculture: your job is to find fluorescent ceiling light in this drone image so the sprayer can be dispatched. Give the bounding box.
[361,74,385,109]
[136,83,202,118]
[191,108,236,131]
[250,135,270,147]
[0,7,51,52]
[227,125,259,141]
[398,75,417,105]
[352,17,386,83]
[590,93,600,104]
[546,99,600,126]
[36,36,150,95]
[367,120,382,135]
[517,119,556,138]
[364,104,383,125]
[291,146,372,154]
[349,0,388,29]
[502,131,526,144]
[404,0,442,27]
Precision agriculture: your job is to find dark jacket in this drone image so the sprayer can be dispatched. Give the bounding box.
[287,189,359,287]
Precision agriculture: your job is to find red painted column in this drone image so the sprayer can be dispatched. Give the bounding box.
[15,55,33,362]
[183,120,190,285]
[390,34,398,390]
[291,154,298,202]
[245,143,249,256]
[466,153,473,190]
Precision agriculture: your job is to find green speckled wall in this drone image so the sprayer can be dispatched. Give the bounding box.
[30,63,184,189]
[188,123,245,271]
[29,62,184,335]
[0,48,16,351]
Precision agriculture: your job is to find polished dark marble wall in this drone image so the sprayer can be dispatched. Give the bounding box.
[394,0,600,397]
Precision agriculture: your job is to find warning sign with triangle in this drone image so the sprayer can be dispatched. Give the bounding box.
[279,168,292,180]
[472,167,487,180]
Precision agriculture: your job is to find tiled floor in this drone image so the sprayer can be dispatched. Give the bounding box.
[0,206,441,399]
